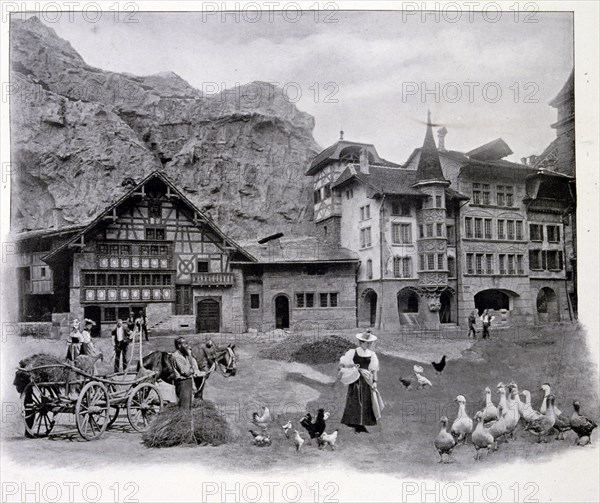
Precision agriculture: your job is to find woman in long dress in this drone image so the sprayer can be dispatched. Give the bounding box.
[66,318,83,361]
[339,329,381,433]
[79,319,96,356]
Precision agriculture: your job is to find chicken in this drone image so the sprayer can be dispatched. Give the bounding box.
[549,398,571,440]
[519,390,544,424]
[249,429,271,447]
[503,388,521,441]
[451,395,473,444]
[571,400,597,446]
[434,416,456,463]
[293,429,305,452]
[399,377,414,390]
[252,406,271,431]
[415,372,432,389]
[413,364,424,374]
[282,420,292,438]
[316,429,339,450]
[540,384,562,415]
[481,387,499,424]
[471,411,494,460]
[300,409,326,440]
[486,404,507,451]
[524,395,556,443]
[431,355,447,375]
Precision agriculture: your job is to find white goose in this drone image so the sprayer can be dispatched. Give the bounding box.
[481,387,499,423]
[540,384,562,416]
[503,388,521,440]
[519,390,544,423]
[451,395,473,444]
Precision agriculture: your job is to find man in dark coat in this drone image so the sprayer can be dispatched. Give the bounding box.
[171,337,201,409]
[467,310,478,338]
[111,319,132,373]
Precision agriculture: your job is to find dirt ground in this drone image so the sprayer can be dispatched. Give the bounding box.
[1,323,599,480]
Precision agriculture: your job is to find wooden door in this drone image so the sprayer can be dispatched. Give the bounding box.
[196,299,220,333]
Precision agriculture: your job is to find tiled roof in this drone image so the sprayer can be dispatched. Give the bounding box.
[236,236,359,264]
[332,166,425,196]
[445,187,470,200]
[465,138,513,161]
[306,140,400,175]
[415,116,447,183]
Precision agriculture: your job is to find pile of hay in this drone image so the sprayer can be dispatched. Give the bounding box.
[13,353,67,394]
[142,400,231,448]
[263,335,356,364]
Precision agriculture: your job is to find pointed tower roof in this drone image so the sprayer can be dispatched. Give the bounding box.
[414,112,448,185]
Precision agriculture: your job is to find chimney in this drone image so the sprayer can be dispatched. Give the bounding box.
[359,148,370,174]
[437,127,448,151]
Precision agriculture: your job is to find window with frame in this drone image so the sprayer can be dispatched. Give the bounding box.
[392,223,412,244]
[474,218,483,239]
[436,223,443,237]
[360,227,372,248]
[499,254,506,275]
[508,255,515,275]
[393,257,402,278]
[516,221,523,241]
[314,190,321,204]
[98,244,108,254]
[163,274,171,286]
[131,274,140,286]
[486,254,494,274]
[295,293,304,308]
[529,250,542,270]
[107,274,118,286]
[175,285,192,315]
[119,274,129,286]
[419,254,425,271]
[121,244,132,255]
[437,254,444,270]
[103,307,116,322]
[497,220,505,240]
[84,274,95,286]
[391,202,410,216]
[466,253,474,274]
[419,225,424,239]
[155,228,165,240]
[145,228,155,240]
[366,259,373,279]
[507,220,515,240]
[506,186,514,207]
[472,183,481,204]
[530,224,543,241]
[547,225,560,243]
[484,219,492,239]
[360,205,371,221]
[197,260,209,273]
[250,294,260,309]
[497,185,506,206]
[96,273,106,286]
[546,250,563,270]
[402,257,412,278]
[435,195,442,208]
[323,184,331,199]
[482,184,490,205]
[475,253,483,274]
[448,256,456,277]
[465,218,473,238]
[517,255,524,274]
[320,293,329,307]
[427,254,435,270]
[329,293,338,307]
[446,225,455,242]
[305,293,314,308]
[426,223,433,237]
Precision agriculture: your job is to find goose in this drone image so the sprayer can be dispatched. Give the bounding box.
[519,390,544,424]
[571,400,598,446]
[540,384,562,415]
[525,395,556,443]
[486,404,507,451]
[434,416,456,463]
[481,387,499,423]
[549,398,571,440]
[293,429,305,452]
[503,388,521,440]
[471,411,494,460]
[451,395,473,444]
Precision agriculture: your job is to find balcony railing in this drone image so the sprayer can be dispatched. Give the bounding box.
[191,272,235,287]
[527,197,565,213]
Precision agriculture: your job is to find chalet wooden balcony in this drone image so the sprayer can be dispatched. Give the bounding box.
[191,272,235,287]
[526,197,565,214]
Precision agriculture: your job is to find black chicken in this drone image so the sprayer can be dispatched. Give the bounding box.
[431,355,447,375]
[300,409,326,440]
[399,377,414,390]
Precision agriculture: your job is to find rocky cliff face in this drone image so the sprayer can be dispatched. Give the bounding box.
[10,17,319,238]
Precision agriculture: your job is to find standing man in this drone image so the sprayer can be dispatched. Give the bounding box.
[171,337,201,409]
[467,310,478,338]
[480,309,495,340]
[126,311,136,333]
[193,338,216,400]
[136,310,149,342]
[112,319,132,373]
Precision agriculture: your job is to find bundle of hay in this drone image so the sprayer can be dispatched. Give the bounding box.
[264,335,356,364]
[142,400,231,448]
[13,353,67,394]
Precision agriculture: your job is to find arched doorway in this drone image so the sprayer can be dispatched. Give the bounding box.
[474,290,510,314]
[359,289,377,327]
[83,306,102,338]
[196,298,220,333]
[397,288,419,325]
[439,291,452,323]
[274,295,290,329]
[537,287,559,322]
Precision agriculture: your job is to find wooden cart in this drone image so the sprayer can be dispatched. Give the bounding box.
[18,364,163,441]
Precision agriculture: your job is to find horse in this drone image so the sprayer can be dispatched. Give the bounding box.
[138,344,237,400]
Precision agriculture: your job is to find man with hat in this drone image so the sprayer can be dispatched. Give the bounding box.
[111,319,132,373]
[338,329,384,433]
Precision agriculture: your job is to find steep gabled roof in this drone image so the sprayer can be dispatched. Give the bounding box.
[466,138,513,161]
[43,170,256,263]
[332,165,425,197]
[414,113,447,184]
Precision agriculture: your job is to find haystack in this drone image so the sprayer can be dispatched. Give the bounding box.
[13,353,67,394]
[263,335,356,364]
[142,400,231,448]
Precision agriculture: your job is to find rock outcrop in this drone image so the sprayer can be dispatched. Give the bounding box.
[10,17,319,238]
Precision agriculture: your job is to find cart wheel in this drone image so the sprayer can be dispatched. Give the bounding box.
[107,405,120,428]
[21,383,58,438]
[75,382,109,440]
[127,383,163,433]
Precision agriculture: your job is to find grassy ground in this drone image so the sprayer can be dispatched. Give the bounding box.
[1,322,598,479]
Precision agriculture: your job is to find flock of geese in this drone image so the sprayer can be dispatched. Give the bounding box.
[435,382,598,462]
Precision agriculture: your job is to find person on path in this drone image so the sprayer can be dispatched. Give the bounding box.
[480,309,495,339]
[467,310,478,338]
